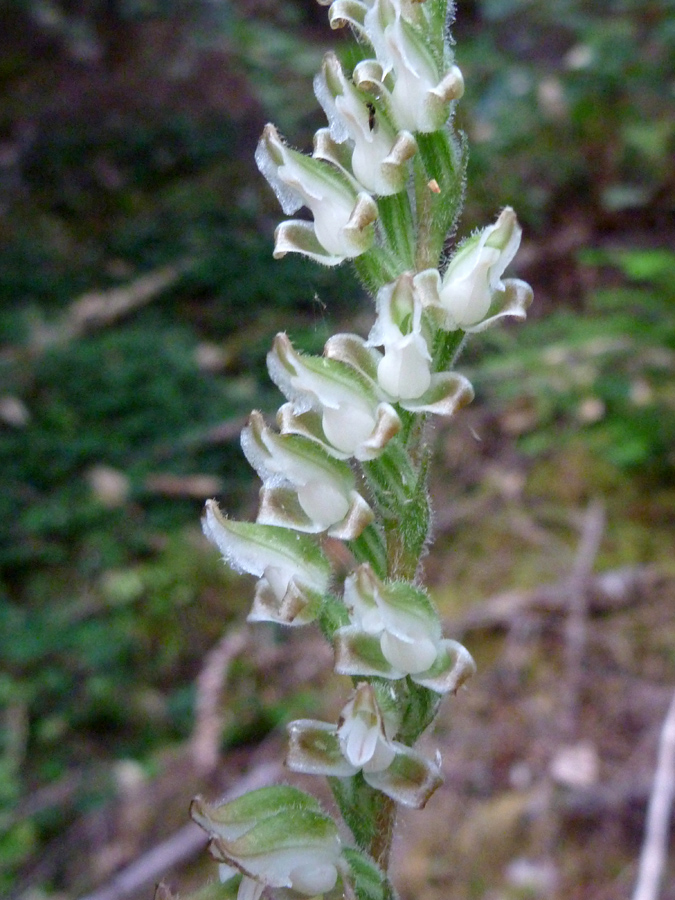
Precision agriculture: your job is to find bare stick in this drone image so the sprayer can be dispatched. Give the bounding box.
[447,564,653,634]
[34,265,186,348]
[191,628,249,775]
[562,499,605,740]
[632,687,675,900]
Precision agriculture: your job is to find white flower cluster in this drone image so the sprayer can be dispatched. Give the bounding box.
[256,0,465,265]
[202,319,476,808]
[255,0,533,400]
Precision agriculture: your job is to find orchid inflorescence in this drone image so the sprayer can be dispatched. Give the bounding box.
[190,2,533,899]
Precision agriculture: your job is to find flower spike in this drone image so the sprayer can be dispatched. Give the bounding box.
[191,0,534,892]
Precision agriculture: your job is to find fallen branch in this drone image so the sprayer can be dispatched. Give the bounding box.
[632,687,675,900]
[32,264,187,350]
[447,565,656,635]
[191,628,249,775]
[562,499,605,740]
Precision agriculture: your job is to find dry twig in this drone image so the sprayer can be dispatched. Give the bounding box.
[447,564,654,635]
[34,265,186,349]
[562,499,605,740]
[191,628,249,775]
[632,687,675,900]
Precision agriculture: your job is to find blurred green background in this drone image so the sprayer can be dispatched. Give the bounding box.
[1,1,674,898]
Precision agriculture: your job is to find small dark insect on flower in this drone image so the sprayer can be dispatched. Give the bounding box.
[367,102,376,131]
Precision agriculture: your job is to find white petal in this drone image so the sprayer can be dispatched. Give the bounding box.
[342,716,379,768]
[322,403,377,454]
[219,863,240,883]
[296,479,350,530]
[377,335,432,399]
[290,863,339,895]
[261,565,293,601]
[237,877,264,900]
[381,631,438,674]
[361,738,397,774]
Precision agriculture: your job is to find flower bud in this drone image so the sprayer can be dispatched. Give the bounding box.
[256,123,377,265]
[202,500,331,625]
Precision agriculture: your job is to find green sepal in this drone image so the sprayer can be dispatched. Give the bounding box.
[334,627,400,678]
[286,720,357,777]
[396,679,441,746]
[225,808,338,857]
[347,523,388,581]
[413,639,476,694]
[364,745,443,809]
[190,786,322,839]
[341,848,390,900]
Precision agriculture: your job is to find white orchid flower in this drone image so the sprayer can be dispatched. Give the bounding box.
[202,500,331,626]
[255,123,377,265]
[347,0,463,134]
[191,787,341,900]
[267,333,401,460]
[314,52,416,195]
[368,272,433,400]
[365,274,475,415]
[286,683,444,808]
[415,207,533,332]
[334,564,476,693]
[241,410,373,539]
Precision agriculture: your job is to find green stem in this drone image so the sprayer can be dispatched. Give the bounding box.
[353,245,400,294]
[415,128,468,270]
[369,794,398,874]
[378,192,416,271]
[328,775,398,880]
[433,327,467,372]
